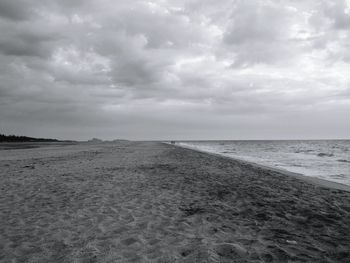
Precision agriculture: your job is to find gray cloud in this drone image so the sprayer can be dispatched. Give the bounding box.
[222,1,307,66]
[322,0,350,29]
[0,0,349,140]
[0,0,34,21]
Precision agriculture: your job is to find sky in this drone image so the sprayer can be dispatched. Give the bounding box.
[0,0,350,140]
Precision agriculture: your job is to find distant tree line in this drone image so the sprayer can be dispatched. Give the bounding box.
[0,133,59,142]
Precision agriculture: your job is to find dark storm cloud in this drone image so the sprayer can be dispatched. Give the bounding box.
[0,26,58,57]
[0,0,33,21]
[0,0,349,140]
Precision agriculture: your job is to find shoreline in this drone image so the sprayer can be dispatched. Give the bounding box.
[171,143,350,193]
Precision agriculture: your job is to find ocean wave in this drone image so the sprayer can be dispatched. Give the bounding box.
[294,149,314,153]
[317,153,334,157]
[330,174,348,179]
[337,159,350,163]
[290,164,304,167]
[331,146,349,152]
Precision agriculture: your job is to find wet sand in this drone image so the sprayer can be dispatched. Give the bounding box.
[1,141,349,262]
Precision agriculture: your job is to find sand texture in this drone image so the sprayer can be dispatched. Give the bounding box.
[1,142,350,262]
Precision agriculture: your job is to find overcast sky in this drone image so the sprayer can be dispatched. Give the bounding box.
[0,0,350,140]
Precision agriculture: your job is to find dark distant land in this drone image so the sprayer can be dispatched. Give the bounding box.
[0,133,128,150]
[0,133,77,150]
[0,133,60,143]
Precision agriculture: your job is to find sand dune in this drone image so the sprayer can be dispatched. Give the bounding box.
[0,142,349,262]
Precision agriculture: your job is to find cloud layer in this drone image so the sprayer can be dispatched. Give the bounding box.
[1,0,350,140]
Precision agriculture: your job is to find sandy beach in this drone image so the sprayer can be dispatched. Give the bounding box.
[1,141,350,262]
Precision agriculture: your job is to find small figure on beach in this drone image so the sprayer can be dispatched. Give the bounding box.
[171,141,176,144]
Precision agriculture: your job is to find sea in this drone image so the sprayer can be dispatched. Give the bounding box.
[176,140,350,186]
